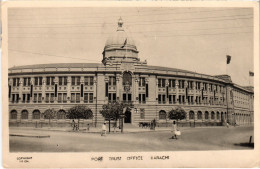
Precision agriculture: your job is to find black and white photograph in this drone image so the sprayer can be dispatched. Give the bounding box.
[2,1,259,168]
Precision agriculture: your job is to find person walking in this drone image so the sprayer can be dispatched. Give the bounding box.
[226,122,230,128]
[72,119,76,131]
[101,122,107,136]
[171,121,178,139]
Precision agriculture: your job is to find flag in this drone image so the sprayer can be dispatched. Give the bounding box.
[249,71,254,76]
[121,38,127,48]
[226,55,231,64]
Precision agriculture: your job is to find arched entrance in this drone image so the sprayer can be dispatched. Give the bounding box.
[124,111,131,123]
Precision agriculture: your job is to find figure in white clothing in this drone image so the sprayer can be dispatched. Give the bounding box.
[101,122,107,136]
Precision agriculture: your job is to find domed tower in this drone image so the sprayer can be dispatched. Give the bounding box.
[102,17,140,65]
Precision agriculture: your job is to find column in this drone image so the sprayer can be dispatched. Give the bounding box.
[155,78,159,103]
[42,77,46,103]
[67,76,71,103]
[80,76,84,103]
[192,81,196,104]
[116,75,121,100]
[175,80,179,104]
[18,79,23,103]
[9,79,13,103]
[54,76,58,104]
[165,79,169,104]
[134,76,139,104]
[184,80,188,105]
[30,77,34,104]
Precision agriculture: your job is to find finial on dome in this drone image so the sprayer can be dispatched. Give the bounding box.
[117,17,124,31]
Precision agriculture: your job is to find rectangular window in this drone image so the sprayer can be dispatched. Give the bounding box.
[169,95,172,104]
[162,94,166,104]
[33,93,37,103]
[89,93,93,103]
[84,93,89,103]
[90,77,94,86]
[76,77,80,85]
[12,94,15,103]
[64,77,67,85]
[46,93,49,103]
[59,77,63,86]
[169,79,175,88]
[63,93,67,103]
[27,94,30,103]
[123,94,126,101]
[39,77,42,86]
[108,93,112,101]
[58,93,62,103]
[76,93,80,103]
[128,94,131,101]
[139,77,145,87]
[84,76,94,86]
[38,93,42,103]
[113,93,116,101]
[46,77,50,85]
[109,76,116,86]
[158,78,166,88]
[142,94,146,103]
[71,93,75,103]
[72,77,75,86]
[173,95,176,103]
[16,94,19,103]
[35,77,39,86]
[50,93,54,103]
[23,78,27,86]
[158,94,161,104]
[22,94,26,103]
[13,78,16,86]
[140,109,145,119]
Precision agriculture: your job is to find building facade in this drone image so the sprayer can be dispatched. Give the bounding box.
[8,18,254,127]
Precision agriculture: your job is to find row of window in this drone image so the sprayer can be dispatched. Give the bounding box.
[11,76,95,86]
[158,94,225,105]
[158,111,225,120]
[11,92,94,103]
[157,78,224,92]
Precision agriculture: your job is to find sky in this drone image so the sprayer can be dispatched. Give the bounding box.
[7,7,254,86]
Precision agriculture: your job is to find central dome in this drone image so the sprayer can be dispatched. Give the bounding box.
[103,17,138,56]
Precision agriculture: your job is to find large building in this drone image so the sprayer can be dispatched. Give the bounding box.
[8,18,254,127]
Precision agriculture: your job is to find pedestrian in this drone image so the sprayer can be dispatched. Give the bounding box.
[226,122,230,128]
[171,121,178,139]
[101,122,107,136]
[72,119,76,131]
[87,124,90,131]
[153,118,156,130]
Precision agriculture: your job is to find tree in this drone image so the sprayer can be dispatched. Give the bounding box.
[42,108,57,126]
[168,106,186,126]
[100,101,132,132]
[66,105,93,130]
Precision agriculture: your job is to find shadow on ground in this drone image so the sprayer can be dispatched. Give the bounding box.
[233,142,254,148]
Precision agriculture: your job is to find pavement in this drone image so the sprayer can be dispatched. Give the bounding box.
[9,126,254,152]
[9,125,236,137]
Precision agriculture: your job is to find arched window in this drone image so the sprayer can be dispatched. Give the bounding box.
[57,110,66,119]
[197,111,202,120]
[159,110,166,120]
[217,112,220,120]
[21,110,28,119]
[32,110,41,119]
[122,72,132,86]
[10,110,17,119]
[211,111,215,120]
[189,111,194,120]
[205,111,209,120]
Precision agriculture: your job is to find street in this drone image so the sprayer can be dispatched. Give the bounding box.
[10,126,253,152]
